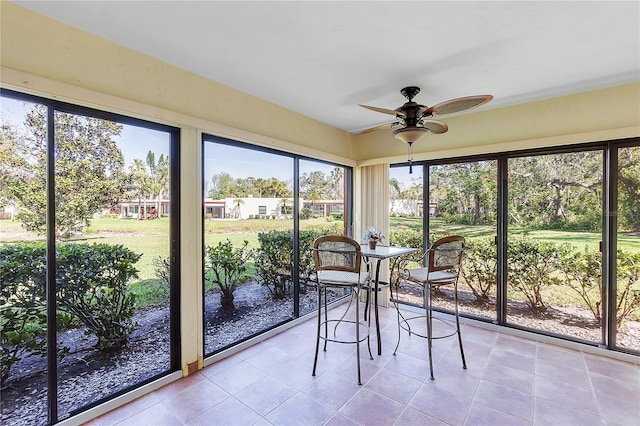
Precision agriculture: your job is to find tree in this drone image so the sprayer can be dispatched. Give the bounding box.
[508,152,601,230]
[300,170,330,201]
[389,177,401,201]
[129,158,150,219]
[208,172,234,199]
[0,105,126,239]
[145,151,169,216]
[328,167,344,199]
[618,146,640,232]
[207,172,292,200]
[205,240,254,313]
[279,197,293,216]
[232,198,244,218]
[429,162,495,223]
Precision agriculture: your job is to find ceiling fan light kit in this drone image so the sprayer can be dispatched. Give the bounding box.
[392,127,428,144]
[359,86,493,173]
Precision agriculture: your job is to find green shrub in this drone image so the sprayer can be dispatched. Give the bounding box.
[558,245,602,323]
[55,243,141,352]
[299,208,313,220]
[255,229,327,298]
[204,239,254,313]
[1,242,140,382]
[461,237,496,304]
[559,246,640,326]
[389,228,424,263]
[0,306,48,385]
[507,237,568,314]
[617,250,640,326]
[0,243,48,384]
[151,256,171,299]
[255,231,291,299]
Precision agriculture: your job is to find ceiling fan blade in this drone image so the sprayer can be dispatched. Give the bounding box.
[425,95,493,116]
[359,104,406,117]
[354,122,395,135]
[422,119,448,134]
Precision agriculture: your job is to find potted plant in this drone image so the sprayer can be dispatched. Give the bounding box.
[364,227,384,249]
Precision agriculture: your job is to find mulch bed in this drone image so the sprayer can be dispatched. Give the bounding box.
[1,282,638,426]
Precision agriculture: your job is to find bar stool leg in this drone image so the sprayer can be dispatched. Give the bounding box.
[426,284,435,380]
[312,285,322,376]
[355,288,362,385]
[454,283,467,369]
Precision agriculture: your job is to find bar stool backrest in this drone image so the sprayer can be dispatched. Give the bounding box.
[429,235,465,273]
[313,235,361,273]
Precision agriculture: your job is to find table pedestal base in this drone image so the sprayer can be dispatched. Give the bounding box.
[361,283,390,308]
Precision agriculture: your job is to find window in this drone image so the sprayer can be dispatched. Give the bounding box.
[202,136,352,356]
[0,90,180,425]
[507,151,603,343]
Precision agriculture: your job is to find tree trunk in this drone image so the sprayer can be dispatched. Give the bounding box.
[474,193,481,223]
[220,292,235,313]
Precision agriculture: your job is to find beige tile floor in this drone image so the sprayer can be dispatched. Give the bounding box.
[86,303,640,425]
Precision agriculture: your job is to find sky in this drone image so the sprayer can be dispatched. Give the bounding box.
[390,165,423,190]
[1,96,170,168]
[203,137,345,184]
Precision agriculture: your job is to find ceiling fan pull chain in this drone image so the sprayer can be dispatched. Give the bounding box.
[408,142,413,174]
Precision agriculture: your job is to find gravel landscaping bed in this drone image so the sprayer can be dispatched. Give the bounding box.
[0,282,326,426]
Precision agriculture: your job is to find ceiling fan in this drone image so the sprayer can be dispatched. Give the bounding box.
[359,86,493,172]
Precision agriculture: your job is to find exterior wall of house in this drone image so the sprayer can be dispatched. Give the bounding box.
[205,198,288,219]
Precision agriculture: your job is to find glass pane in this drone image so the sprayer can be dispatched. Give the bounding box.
[1,97,49,425]
[429,161,497,320]
[507,151,603,343]
[616,145,640,352]
[203,140,294,355]
[299,160,347,315]
[389,165,425,306]
[53,114,173,417]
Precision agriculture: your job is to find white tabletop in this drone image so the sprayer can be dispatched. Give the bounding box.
[359,245,417,259]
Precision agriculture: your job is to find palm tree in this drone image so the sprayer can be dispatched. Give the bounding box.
[146,151,169,218]
[279,197,292,217]
[130,159,150,219]
[232,198,244,219]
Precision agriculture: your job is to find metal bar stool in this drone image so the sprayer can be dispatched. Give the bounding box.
[392,235,467,380]
[312,235,372,385]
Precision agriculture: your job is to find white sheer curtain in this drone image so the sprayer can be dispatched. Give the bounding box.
[355,163,390,282]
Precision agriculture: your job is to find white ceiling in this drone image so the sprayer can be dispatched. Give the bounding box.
[13,1,640,133]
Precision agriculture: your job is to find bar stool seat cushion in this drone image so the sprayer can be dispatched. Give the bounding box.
[317,270,370,286]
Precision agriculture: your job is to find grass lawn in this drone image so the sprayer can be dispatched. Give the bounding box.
[0,217,340,282]
[390,217,640,251]
[3,215,637,286]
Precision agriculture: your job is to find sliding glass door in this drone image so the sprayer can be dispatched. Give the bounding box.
[430,160,498,321]
[614,145,640,352]
[506,150,604,343]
